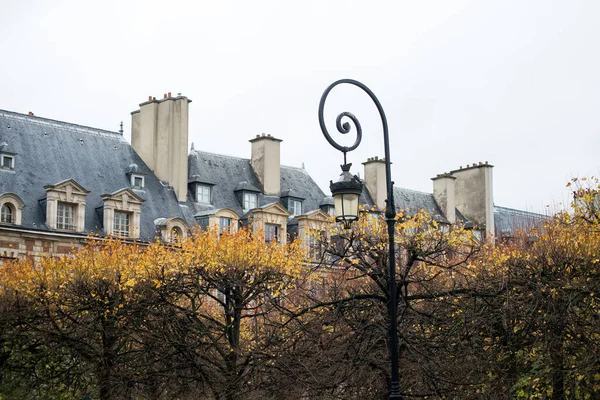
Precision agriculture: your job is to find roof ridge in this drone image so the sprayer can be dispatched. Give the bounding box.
[191,149,306,171]
[191,149,250,162]
[494,205,548,217]
[0,109,125,141]
[394,187,433,196]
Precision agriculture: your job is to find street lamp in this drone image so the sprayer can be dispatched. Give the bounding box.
[318,79,402,399]
[330,163,363,230]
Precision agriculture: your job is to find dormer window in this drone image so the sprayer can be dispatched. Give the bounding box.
[43,179,90,232]
[1,154,14,170]
[289,199,302,215]
[126,164,146,190]
[280,189,305,217]
[100,188,144,238]
[131,175,145,189]
[244,193,258,210]
[197,185,211,203]
[0,194,25,225]
[319,196,335,217]
[233,181,262,213]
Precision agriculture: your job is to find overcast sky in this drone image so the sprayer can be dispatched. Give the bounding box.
[2,0,599,213]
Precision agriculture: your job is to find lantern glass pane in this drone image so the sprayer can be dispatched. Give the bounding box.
[333,193,360,219]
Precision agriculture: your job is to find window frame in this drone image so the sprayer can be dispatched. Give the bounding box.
[244,192,258,211]
[0,203,14,223]
[0,154,14,170]
[219,217,232,233]
[131,174,145,189]
[197,185,212,204]
[113,211,131,238]
[289,199,302,215]
[264,223,280,244]
[56,202,75,231]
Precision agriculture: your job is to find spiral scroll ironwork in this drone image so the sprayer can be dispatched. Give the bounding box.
[318,78,389,164]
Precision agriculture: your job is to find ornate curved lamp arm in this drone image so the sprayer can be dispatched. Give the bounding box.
[318,78,396,218]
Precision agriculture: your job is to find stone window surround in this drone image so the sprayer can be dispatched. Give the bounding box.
[43,180,90,232]
[101,189,144,238]
[206,208,239,233]
[154,217,189,243]
[250,203,291,245]
[295,210,333,254]
[0,193,24,225]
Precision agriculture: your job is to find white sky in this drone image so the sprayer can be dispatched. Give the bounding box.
[1,0,599,213]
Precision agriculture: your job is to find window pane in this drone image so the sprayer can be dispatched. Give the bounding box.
[220,217,232,232]
[290,200,302,215]
[265,224,279,244]
[133,176,144,188]
[114,211,130,237]
[1,156,13,168]
[57,203,74,230]
[244,193,257,210]
[197,185,211,203]
[1,204,13,223]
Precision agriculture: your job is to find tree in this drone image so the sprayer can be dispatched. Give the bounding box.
[278,210,482,398]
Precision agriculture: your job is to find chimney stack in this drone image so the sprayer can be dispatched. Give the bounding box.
[431,173,456,224]
[130,93,192,202]
[362,156,387,210]
[250,133,282,195]
[450,162,494,238]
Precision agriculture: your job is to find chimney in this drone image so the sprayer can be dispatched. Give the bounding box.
[131,93,192,202]
[431,173,456,224]
[450,162,494,238]
[250,133,282,195]
[362,156,386,210]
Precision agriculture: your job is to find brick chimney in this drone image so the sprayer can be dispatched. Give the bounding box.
[362,156,386,210]
[450,162,494,237]
[130,93,191,202]
[250,133,282,196]
[431,173,456,224]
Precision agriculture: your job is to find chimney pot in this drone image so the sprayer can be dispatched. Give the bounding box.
[163,93,167,99]
[460,166,462,169]
[148,96,152,101]
[152,97,156,100]
[28,111,34,116]
[168,91,172,97]
[485,161,488,164]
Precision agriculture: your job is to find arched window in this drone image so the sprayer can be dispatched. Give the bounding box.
[1,203,14,223]
[171,226,183,242]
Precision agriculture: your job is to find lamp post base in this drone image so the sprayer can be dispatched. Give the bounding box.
[389,382,403,399]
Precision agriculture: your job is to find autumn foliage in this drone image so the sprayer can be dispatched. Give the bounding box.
[0,179,599,399]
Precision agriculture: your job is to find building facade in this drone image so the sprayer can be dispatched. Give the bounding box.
[0,93,542,261]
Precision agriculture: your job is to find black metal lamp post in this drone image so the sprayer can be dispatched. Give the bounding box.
[319,79,402,399]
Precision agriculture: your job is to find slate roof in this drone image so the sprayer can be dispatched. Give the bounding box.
[494,206,548,235]
[0,110,188,240]
[187,150,326,218]
[393,187,449,223]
